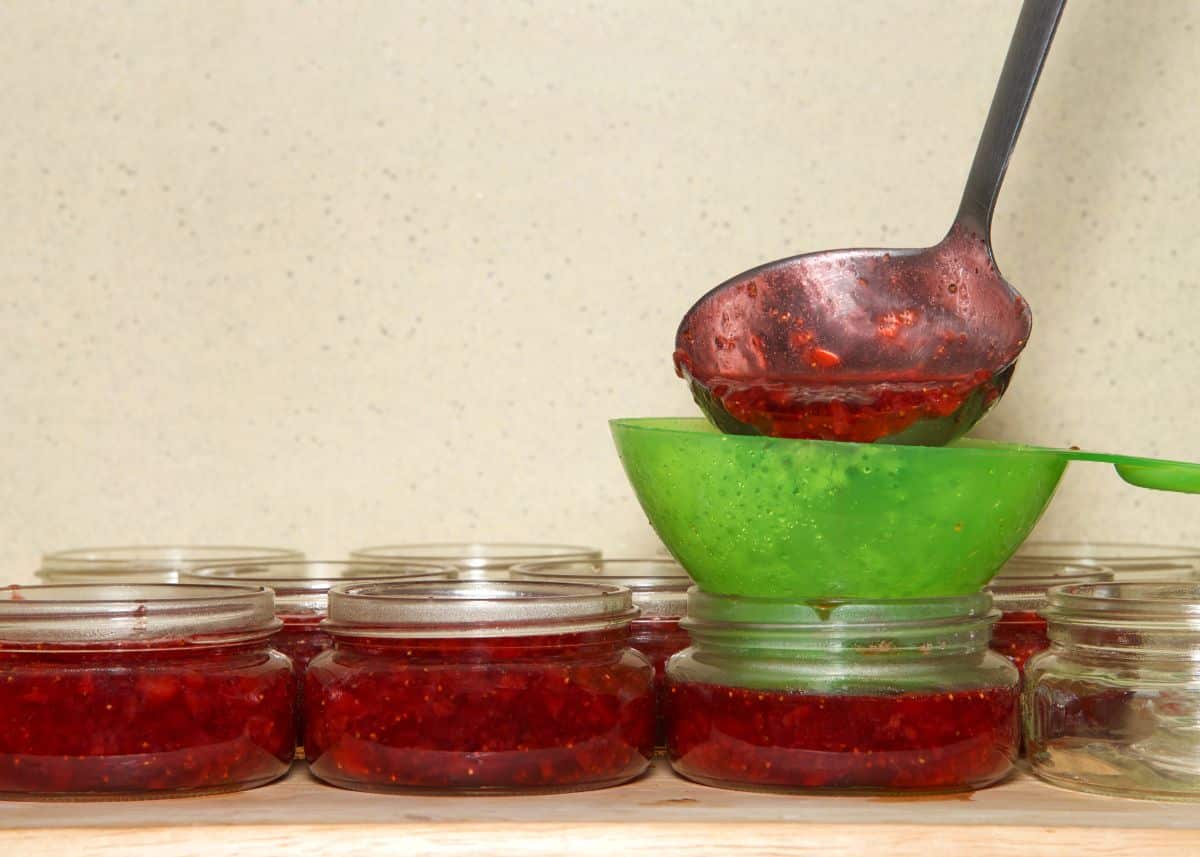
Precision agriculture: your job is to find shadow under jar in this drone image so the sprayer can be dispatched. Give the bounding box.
[510,558,692,745]
[38,545,304,584]
[665,590,1019,794]
[0,584,295,800]
[349,542,601,579]
[304,579,655,794]
[987,559,1114,675]
[1025,581,1200,801]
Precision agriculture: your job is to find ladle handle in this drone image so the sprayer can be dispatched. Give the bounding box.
[955,0,1066,239]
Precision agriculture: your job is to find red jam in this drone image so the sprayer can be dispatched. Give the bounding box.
[677,368,1001,443]
[628,617,691,744]
[989,610,1050,674]
[666,680,1018,792]
[0,641,295,797]
[305,628,655,793]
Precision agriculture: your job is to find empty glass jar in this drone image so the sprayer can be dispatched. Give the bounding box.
[1025,581,1200,800]
[349,542,600,579]
[1017,542,1200,581]
[38,545,303,584]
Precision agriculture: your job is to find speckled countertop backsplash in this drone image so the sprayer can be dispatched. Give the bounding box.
[1,0,1198,579]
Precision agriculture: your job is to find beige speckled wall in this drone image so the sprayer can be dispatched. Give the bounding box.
[2,0,1199,581]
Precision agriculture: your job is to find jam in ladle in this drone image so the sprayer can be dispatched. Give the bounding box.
[674,0,1066,444]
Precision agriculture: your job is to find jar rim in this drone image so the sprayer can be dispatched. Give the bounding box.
[510,558,690,592]
[0,583,279,645]
[1017,541,1200,566]
[684,589,994,629]
[988,558,1114,592]
[182,560,453,596]
[39,545,303,581]
[349,542,601,569]
[324,578,636,638]
[1047,581,1200,626]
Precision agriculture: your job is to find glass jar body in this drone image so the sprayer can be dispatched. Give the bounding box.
[1025,648,1200,800]
[666,640,1018,794]
[305,629,655,794]
[0,640,295,799]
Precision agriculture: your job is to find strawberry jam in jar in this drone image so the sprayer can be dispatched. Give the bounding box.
[987,560,1113,674]
[183,561,450,680]
[0,584,295,799]
[38,545,303,584]
[305,579,655,794]
[511,559,691,744]
[665,590,1019,794]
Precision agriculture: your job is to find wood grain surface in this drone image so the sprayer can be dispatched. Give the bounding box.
[0,761,1195,856]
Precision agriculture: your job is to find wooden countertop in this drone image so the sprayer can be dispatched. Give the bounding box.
[0,760,1196,856]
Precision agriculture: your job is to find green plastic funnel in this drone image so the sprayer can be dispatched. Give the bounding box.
[610,418,1200,599]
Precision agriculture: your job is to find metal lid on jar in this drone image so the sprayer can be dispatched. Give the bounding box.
[38,545,304,584]
[0,584,279,647]
[348,542,601,573]
[510,558,690,618]
[324,579,637,638]
[1017,541,1200,578]
[182,560,453,614]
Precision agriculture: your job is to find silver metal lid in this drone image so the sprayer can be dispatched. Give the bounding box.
[324,579,636,638]
[349,542,601,571]
[510,558,690,618]
[38,545,303,584]
[0,583,279,646]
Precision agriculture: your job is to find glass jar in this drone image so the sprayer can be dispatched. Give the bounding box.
[305,579,655,794]
[510,558,691,744]
[349,542,601,579]
[1017,541,1200,581]
[0,584,295,799]
[1025,582,1200,800]
[666,590,1019,794]
[38,545,304,584]
[987,559,1113,674]
[182,560,451,678]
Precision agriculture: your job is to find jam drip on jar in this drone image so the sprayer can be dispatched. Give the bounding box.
[0,642,295,797]
[666,680,1018,792]
[305,629,655,792]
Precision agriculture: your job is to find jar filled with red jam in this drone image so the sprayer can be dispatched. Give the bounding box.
[987,559,1113,674]
[510,558,691,744]
[349,542,601,579]
[665,590,1019,794]
[38,545,303,584]
[0,584,295,799]
[182,560,451,681]
[1026,582,1200,800]
[305,579,655,794]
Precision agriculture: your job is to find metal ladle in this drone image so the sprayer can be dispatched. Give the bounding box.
[674,0,1066,444]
